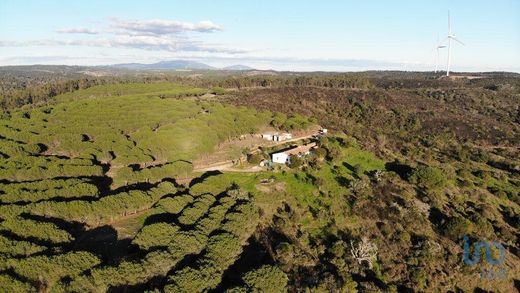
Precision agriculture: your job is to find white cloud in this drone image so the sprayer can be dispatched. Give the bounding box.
[56,28,99,34]
[0,35,246,54]
[110,18,223,35]
[0,18,243,55]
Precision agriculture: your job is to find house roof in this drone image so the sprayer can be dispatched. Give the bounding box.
[283,142,317,156]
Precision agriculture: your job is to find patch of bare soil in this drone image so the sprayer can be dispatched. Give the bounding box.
[256,181,286,194]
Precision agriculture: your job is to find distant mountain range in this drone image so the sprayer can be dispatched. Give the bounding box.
[106,60,254,71]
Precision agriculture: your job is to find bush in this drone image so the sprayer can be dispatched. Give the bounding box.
[133,223,180,250]
[411,268,428,289]
[247,153,263,165]
[353,163,366,177]
[409,165,447,191]
[0,218,73,244]
[326,145,342,161]
[9,251,100,285]
[288,155,303,168]
[0,274,32,292]
[178,194,216,226]
[242,265,288,293]
[444,216,473,240]
[313,147,327,159]
[157,194,194,215]
[0,235,46,256]
[210,87,226,95]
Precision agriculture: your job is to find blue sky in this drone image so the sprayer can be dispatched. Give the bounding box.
[1,0,519,71]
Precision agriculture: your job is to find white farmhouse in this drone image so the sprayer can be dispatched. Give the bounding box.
[263,132,292,142]
[274,133,292,141]
[262,133,275,140]
[272,152,289,164]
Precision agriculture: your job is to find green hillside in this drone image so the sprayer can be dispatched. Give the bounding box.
[0,77,518,292]
[0,84,316,292]
[1,85,277,186]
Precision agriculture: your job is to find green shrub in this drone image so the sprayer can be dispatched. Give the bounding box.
[157,194,194,215]
[242,265,288,293]
[313,147,327,159]
[0,274,33,292]
[210,87,226,95]
[409,165,447,191]
[0,218,73,244]
[325,145,342,161]
[247,153,264,165]
[133,223,180,250]
[353,163,366,177]
[178,194,216,226]
[0,235,46,256]
[288,155,303,168]
[9,251,100,285]
[444,216,473,240]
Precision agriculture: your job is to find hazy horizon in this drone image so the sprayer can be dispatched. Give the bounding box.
[2,60,520,74]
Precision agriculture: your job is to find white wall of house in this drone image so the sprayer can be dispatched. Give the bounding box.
[273,133,292,142]
[262,134,273,140]
[272,152,289,164]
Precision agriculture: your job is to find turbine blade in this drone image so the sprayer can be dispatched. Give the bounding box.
[452,36,465,45]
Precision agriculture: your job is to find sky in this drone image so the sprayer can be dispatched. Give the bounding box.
[1,0,519,72]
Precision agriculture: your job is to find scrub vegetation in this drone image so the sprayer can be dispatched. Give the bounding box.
[0,69,518,292]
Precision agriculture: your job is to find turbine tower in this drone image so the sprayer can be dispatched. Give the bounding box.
[446,11,465,76]
[435,34,446,73]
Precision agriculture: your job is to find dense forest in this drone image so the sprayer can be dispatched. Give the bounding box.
[0,67,518,292]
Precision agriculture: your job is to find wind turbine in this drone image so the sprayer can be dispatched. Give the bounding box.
[445,11,465,76]
[435,34,446,73]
